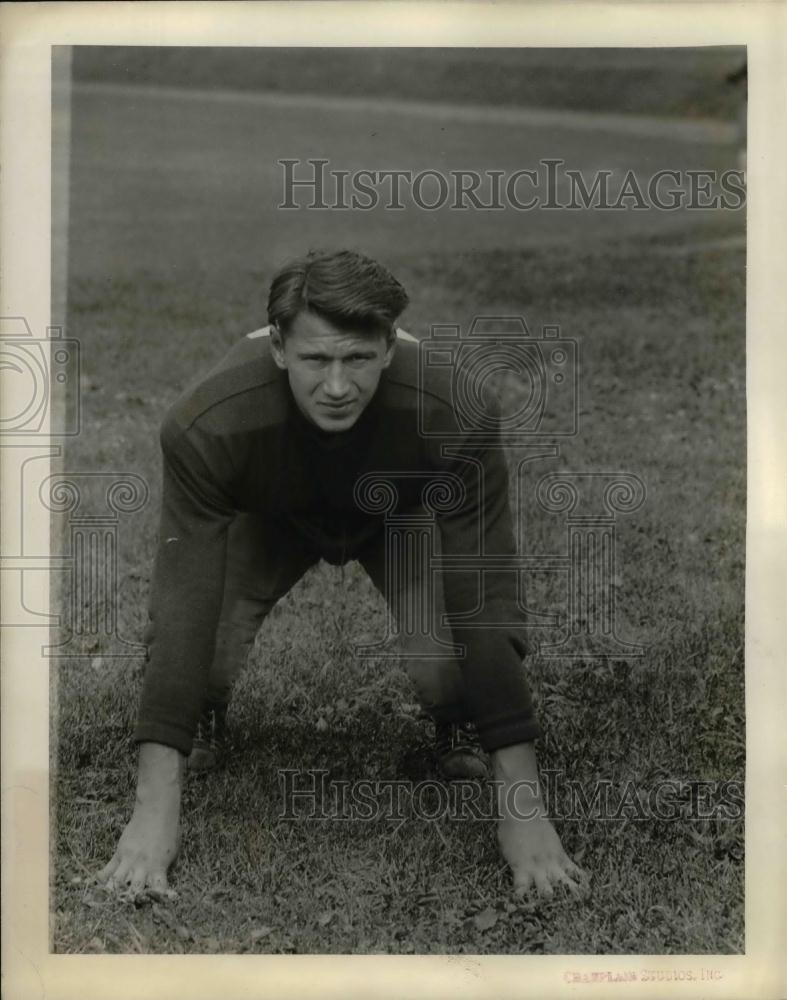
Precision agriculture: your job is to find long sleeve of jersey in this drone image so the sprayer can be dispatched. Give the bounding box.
[436,419,542,752]
[134,414,236,754]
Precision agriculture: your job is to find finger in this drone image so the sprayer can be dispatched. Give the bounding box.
[147,871,178,903]
[547,865,581,893]
[128,866,147,896]
[554,851,585,879]
[565,860,589,883]
[513,869,535,896]
[97,855,120,883]
[533,871,554,898]
[562,865,592,900]
[106,857,133,890]
[149,870,169,893]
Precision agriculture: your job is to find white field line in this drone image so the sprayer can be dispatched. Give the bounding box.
[73,81,738,146]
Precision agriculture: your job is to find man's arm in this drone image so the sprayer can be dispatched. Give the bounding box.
[100,413,236,893]
[134,415,237,751]
[436,409,586,895]
[435,426,540,753]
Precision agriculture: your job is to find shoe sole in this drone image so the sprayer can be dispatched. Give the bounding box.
[437,752,490,781]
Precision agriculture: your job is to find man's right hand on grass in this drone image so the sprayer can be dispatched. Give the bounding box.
[98,742,183,895]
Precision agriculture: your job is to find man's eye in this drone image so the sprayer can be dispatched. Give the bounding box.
[301,355,370,368]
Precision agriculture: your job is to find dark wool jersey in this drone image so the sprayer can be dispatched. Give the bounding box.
[135,329,542,754]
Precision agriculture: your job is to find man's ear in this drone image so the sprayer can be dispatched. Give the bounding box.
[269,324,287,370]
[382,328,397,368]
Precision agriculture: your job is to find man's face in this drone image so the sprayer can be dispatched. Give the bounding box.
[269,310,396,433]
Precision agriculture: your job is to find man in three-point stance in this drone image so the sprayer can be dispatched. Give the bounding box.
[100,249,585,898]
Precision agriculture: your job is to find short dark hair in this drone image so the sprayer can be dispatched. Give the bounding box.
[267,249,409,338]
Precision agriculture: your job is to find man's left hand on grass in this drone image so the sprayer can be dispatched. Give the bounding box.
[492,741,588,897]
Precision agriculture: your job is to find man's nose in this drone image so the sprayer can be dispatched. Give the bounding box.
[324,362,350,398]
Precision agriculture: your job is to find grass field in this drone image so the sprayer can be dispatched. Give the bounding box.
[72,46,746,121]
[52,51,745,954]
[53,233,745,954]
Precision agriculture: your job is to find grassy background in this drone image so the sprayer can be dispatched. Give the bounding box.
[53,49,745,954]
[54,236,745,955]
[72,46,746,120]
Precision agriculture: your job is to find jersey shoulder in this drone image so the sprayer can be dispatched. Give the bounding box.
[383,331,455,409]
[165,327,286,435]
[382,331,474,436]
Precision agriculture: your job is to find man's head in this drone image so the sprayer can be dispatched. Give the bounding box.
[267,250,409,433]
